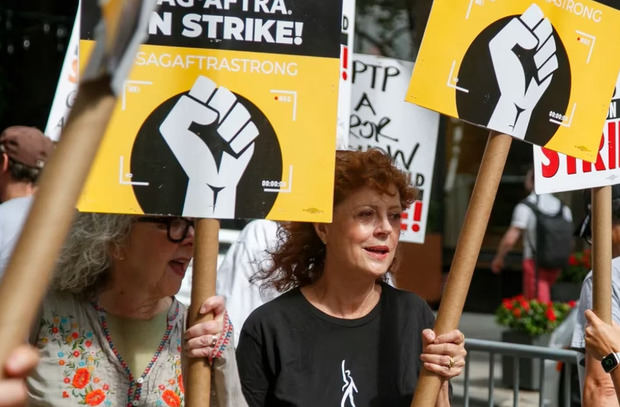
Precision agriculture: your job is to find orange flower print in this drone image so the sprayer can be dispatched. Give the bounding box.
[58,360,65,366]
[162,389,181,407]
[72,368,90,389]
[168,379,175,385]
[178,374,184,394]
[84,389,105,405]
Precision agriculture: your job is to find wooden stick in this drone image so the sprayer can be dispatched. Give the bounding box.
[0,78,115,375]
[592,186,612,323]
[411,131,512,406]
[185,218,220,407]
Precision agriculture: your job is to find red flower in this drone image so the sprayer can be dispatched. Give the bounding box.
[162,389,181,407]
[568,300,577,308]
[159,384,166,390]
[84,389,105,405]
[178,374,184,394]
[520,300,530,311]
[85,340,92,347]
[73,350,80,357]
[546,308,557,321]
[568,254,579,266]
[52,327,59,334]
[72,368,90,389]
[512,308,522,318]
[103,384,109,391]
[63,377,70,384]
[72,332,79,339]
[62,391,69,398]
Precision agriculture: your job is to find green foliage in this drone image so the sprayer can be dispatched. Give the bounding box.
[495,295,576,336]
[557,248,591,284]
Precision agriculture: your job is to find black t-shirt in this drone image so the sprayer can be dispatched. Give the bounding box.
[236,282,436,407]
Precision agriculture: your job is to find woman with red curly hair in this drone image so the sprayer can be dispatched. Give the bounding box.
[236,149,466,406]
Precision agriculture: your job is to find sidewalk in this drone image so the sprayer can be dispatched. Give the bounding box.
[450,312,542,407]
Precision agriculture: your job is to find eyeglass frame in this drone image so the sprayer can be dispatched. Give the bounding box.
[136,216,195,243]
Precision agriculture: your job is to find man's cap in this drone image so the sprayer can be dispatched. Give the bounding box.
[0,126,53,168]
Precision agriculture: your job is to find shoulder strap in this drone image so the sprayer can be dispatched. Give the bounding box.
[555,201,565,217]
[520,198,539,216]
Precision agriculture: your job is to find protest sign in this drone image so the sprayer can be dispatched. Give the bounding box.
[349,54,439,243]
[535,72,620,193]
[78,0,342,222]
[45,3,81,142]
[336,0,356,150]
[406,0,620,163]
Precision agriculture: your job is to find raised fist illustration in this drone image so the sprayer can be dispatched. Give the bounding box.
[487,4,558,139]
[159,76,258,218]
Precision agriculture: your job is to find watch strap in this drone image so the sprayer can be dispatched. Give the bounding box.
[602,352,620,373]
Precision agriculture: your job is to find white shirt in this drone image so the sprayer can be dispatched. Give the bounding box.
[510,192,573,259]
[0,195,34,277]
[216,219,280,345]
[570,256,620,350]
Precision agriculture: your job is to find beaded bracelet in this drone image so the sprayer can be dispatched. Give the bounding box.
[208,310,233,364]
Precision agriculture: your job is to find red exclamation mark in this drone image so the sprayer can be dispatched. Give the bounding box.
[341,46,348,80]
[400,212,408,231]
[411,201,422,232]
[609,121,617,170]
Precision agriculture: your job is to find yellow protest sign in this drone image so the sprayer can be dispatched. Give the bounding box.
[77,0,342,222]
[407,0,620,162]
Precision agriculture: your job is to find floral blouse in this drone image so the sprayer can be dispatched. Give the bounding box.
[27,291,246,407]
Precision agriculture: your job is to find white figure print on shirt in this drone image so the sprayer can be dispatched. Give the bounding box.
[341,360,358,407]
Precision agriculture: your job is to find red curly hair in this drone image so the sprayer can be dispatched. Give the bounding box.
[255,149,417,292]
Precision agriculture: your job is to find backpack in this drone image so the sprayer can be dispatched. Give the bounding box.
[521,197,573,269]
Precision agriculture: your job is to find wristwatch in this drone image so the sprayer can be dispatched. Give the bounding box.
[601,352,620,373]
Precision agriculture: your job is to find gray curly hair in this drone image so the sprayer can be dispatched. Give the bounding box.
[51,212,135,299]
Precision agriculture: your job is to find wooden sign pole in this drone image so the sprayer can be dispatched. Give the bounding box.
[185,218,220,407]
[591,186,612,323]
[0,78,115,374]
[411,131,512,406]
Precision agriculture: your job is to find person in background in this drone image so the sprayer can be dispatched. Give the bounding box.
[27,212,247,406]
[571,184,620,407]
[237,149,466,406]
[0,126,53,275]
[216,219,280,346]
[491,168,573,302]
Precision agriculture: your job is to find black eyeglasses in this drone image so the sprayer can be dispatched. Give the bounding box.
[136,217,194,243]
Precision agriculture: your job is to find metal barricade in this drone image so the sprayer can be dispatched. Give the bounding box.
[460,338,581,407]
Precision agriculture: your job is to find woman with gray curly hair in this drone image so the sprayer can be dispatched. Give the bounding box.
[26,212,247,406]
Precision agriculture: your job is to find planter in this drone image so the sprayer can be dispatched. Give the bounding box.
[551,282,581,302]
[501,330,551,390]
